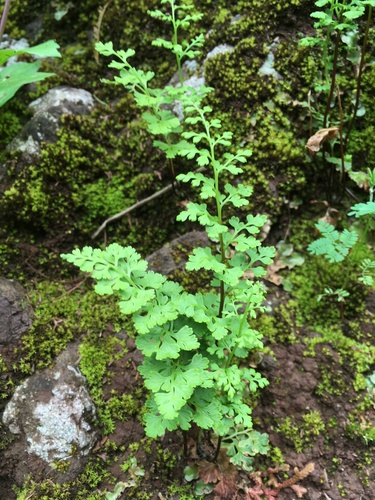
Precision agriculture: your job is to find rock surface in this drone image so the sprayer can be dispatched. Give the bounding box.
[2,342,97,484]
[146,231,209,275]
[0,278,33,345]
[4,86,94,171]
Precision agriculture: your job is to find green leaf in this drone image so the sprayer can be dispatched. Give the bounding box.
[190,388,223,429]
[142,110,181,135]
[153,139,189,159]
[186,247,226,274]
[106,483,128,500]
[143,399,193,437]
[308,221,358,263]
[348,202,375,218]
[118,288,155,315]
[223,183,252,207]
[0,40,61,66]
[176,202,222,233]
[343,7,365,20]
[133,283,182,333]
[140,354,213,419]
[136,325,199,359]
[225,428,269,471]
[0,62,55,108]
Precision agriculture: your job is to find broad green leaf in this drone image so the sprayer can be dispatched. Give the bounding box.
[143,399,193,437]
[139,354,213,419]
[190,388,223,429]
[0,62,55,108]
[348,201,375,218]
[0,40,61,66]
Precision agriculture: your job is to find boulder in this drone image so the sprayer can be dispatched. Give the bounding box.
[2,342,97,484]
[146,231,209,275]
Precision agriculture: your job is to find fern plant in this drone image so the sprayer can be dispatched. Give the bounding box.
[62,0,274,469]
[307,220,358,263]
[308,167,375,300]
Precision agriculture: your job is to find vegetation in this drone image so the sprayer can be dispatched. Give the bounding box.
[0,0,374,498]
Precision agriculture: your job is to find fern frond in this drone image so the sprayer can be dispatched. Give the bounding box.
[308,221,358,263]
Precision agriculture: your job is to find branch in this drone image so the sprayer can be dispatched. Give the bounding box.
[0,0,12,41]
[91,183,173,239]
[91,167,206,239]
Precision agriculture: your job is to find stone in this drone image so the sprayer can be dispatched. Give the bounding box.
[2,343,97,483]
[3,87,94,173]
[146,231,209,275]
[0,278,33,345]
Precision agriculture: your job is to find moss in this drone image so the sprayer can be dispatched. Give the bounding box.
[277,410,325,453]
[304,322,375,392]
[16,281,124,374]
[79,332,132,434]
[0,101,176,268]
[15,457,112,499]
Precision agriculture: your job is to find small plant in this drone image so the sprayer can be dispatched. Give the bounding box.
[0,0,61,107]
[62,0,275,468]
[119,456,145,478]
[308,167,375,304]
[300,0,374,197]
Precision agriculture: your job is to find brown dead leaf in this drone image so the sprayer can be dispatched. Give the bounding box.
[198,450,237,485]
[265,262,287,286]
[199,460,222,484]
[319,207,340,227]
[306,127,339,154]
[214,476,238,499]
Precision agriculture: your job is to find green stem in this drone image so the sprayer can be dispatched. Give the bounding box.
[323,25,341,128]
[170,0,184,86]
[225,299,251,369]
[196,104,227,317]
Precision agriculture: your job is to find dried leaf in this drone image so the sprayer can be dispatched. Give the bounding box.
[199,460,222,484]
[306,127,339,154]
[294,462,315,480]
[291,484,308,497]
[214,476,238,499]
[198,451,237,487]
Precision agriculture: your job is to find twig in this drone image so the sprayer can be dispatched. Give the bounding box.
[336,86,346,186]
[53,277,88,302]
[91,167,206,239]
[93,0,113,64]
[0,0,11,41]
[91,183,174,239]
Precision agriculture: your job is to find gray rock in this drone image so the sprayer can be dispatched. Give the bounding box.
[4,87,94,170]
[0,278,33,344]
[147,231,209,275]
[2,343,97,481]
[168,44,234,121]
